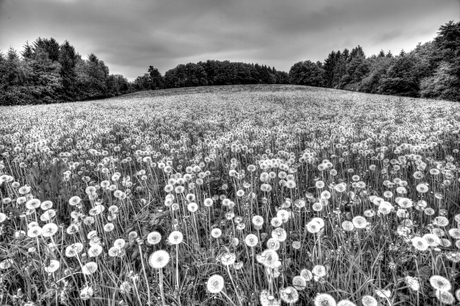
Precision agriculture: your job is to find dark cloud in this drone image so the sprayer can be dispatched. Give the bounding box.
[0,0,458,80]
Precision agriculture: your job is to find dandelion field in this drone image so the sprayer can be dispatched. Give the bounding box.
[1,84,460,306]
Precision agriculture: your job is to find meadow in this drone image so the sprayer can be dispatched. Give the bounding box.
[0,84,460,306]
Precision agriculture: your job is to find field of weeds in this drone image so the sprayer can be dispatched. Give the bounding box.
[1,84,460,306]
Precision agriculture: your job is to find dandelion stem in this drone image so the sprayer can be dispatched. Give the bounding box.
[226,265,243,306]
[137,244,152,306]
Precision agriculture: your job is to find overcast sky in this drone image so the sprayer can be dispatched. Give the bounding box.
[0,0,459,80]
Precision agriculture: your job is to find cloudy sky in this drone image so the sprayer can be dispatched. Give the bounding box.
[0,0,458,80]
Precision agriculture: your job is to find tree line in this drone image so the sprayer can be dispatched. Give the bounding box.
[0,38,132,105]
[288,21,460,101]
[1,21,459,105]
[133,61,289,91]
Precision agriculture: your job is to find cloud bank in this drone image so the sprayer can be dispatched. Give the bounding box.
[0,0,458,80]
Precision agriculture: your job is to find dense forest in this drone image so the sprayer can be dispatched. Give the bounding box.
[133,61,289,90]
[288,21,460,101]
[0,38,132,105]
[1,21,459,105]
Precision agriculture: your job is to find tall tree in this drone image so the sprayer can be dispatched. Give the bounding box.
[59,40,78,100]
[148,66,164,89]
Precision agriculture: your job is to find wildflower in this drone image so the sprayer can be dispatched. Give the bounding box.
[211,228,222,238]
[225,211,235,220]
[429,275,451,292]
[342,221,354,231]
[234,261,244,270]
[266,238,280,251]
[270,217,282,228]
[68,196,81,206]
[314,293,336,306]
[435,290,455,304]
[82,262,98,275]
[40,209,56,222]
[41,223,58,237]
[378,202,393,215]
[0,213,7,223]
[65,243,83,257]
[44,260,60,273]
[375,289,391,299]
[207,274,224,293]
[292,276,306,290]
[88,244,103,257]
[334,183,347,192]
[120,281,132,294]
[361,295,377,306]
[271,228,287,242]
[279,287,299,304]
[14,230,26,239]
[292,241,301,249]
[424,208,435,216]
[286,180,296,189]
[66,223,79,235]
[252,215,264,227]
[300,269,313,281]
[383,191,393,198]
[337,300,356,306]
[128,231,138,241]
[423,233,441,247]
[245,234,258,247]
[258,249,279,268]
[434,216,449,227]
[18,186,31,194]
[398,198,413,209]
[352,216,368,229]
[311,217,325,228]
[260,290,281,306]
[220,252,236,266]
[148,250,170,269]
[411,237,429,251]
[364,209,375,218]
[108,246,123,257]
[315,181,325,189]
[104,223,115,232]
[448,228,460,239]
[26,199,41,210]
[0,259,13,270]
[306,221,321,233]
[27,227,42,238]
[312,202,323,212]
[168,231,183,245]
[187,202,198,212]
[80,285,94,300]
[40,200,53,210]
[277,209,290,222]
[416,183,429,193]
[404,276,420,291]
[312,265,327,277]
[113,238,126,249]
[440,239,451,247]
[203,198,213,207]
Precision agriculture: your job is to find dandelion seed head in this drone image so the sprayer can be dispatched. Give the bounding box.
[206,274,224,293]
[314,293,336,306]
[148,250,170,269]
